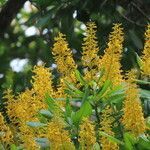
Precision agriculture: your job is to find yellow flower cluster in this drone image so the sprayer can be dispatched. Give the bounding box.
[0,112,13,145]
[52,33,77,104]
[3,65,54,149]
[122,70,146,136]
[3,89,18,124]
[52,33,77,83]
[100,24,124,86]
[82,22,100,81]
[19,123,39,150]
[32,65,54,103]
[141,24,150,76]
[100,106,119,150]
[46,117,74,150]
[79,118,96,149]
[1,22,149,149]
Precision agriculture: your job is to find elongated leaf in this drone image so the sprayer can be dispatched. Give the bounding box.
[64,80,84,96]
[123,132,135,150]
[129,30,143,49]
[39,109,53,119]
[75,70,86,85]
[27,122,47,127]
[35,138,50,148]
[72,101,92,126]
[99,131,124,145]
[45,94,58,112]
[140,89,150,99]
[82,85,89,103]
[94,80,111,101]
[93,142,101,150]
[135,79,150,85]
[107,93,125,104]
[138,135,150,149]
[65,98,72,118]
[107,85,124,96]
[97,68,105,83]
[135,52,143,68]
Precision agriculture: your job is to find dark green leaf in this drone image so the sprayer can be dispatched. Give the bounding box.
[138,135,150,149]
[123,132,136,150]
[94,80,111,101]
[99,131,124,145]
[140,89,150,99]
[75,70,86,85]
[72,101,92,126]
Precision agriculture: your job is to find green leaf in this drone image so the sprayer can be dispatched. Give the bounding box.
[106,84,125,103]
[135,52,143,69]
[97,68,105,83]
[94,80,111,101]
[26,122,47,127]
[135,79,150,85]
[123,132,136,150]
[0,144,5,150]
[140,89,150,99]
[82,85,89,103]
[65,98,72,118]
[45,94,58,112]
[107,93,125,104]
[72,101,92,126]
[138,135,150,149]
[35,138,50,148]
[64,80,84,96]
[107,84,124,96]
[129,30,143,49]
[93,142,101,150]
[99,131,124,145]
[10,144,18,150]
[75,70,86,85]
[39,109,53,119]
[146,117,150,128]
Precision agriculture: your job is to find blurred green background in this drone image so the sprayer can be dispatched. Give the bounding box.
[0,0,149,95]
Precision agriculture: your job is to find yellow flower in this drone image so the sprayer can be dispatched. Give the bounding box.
[14,89,39,123]
[82,22,100,81]
[46,117,74,150]
[100,106,119,150]
[122,70,146,136]
[141,24,150,76]
[79,118,96,149]
[52,32,77,83]
[19,123,40,150]
[3,89,18,124]
[52,33,77,107]
[0,112,13,145]
[31,65,54,108]
[100,24,124,86]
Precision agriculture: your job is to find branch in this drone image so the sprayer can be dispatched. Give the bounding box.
[131,2,150,22]
[0,0,27,37]
[119,13,145,27]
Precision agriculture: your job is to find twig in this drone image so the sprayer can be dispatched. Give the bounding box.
[131,2,150,22]
[119,13,145,27]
